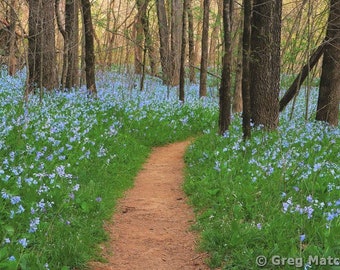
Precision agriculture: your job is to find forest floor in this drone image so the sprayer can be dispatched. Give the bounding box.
[89,139,209,270]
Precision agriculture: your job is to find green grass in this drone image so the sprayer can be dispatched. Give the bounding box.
[0,70,217,269]
[184,116,339,269]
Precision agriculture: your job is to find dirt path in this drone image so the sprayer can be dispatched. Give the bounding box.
[89,140,209,270]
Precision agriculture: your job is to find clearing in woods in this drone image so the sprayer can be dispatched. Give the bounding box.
[89,140,209,270]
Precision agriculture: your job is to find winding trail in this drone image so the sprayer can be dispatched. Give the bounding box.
[89,140,209,270]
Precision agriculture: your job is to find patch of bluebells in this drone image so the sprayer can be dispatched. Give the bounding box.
[0,68,217,267]
[185,88,339,266]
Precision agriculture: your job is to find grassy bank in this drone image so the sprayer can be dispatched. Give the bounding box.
[0,69,217,269]
[184,111,339,269]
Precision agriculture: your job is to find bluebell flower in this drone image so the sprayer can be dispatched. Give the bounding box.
[10,196,21,205]
[29,217,40,233]
[304,206,314,219]
[306,195,313,203]
[300,234,306,242]
[16,204,25,214]
[8,256,16,261]
[1,190,10,199]
[73,184,80,191]
[18,238,28,248]
[313,163,322,172]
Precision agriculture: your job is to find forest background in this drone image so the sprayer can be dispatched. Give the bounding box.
[0,0,339,131]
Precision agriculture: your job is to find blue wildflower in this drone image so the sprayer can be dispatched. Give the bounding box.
[8,256,16,261]
[10,196,21,205]
[300,234,306,242]
[18,238,28,248]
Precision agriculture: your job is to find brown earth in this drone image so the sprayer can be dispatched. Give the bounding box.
[89,140,209,270]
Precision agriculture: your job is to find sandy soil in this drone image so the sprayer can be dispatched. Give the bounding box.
[89,140,209,270]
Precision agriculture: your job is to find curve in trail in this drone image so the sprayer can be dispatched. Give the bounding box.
[90,140,209,270]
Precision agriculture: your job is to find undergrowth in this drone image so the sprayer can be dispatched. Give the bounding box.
[184,97,339,269]
[0,69,217,269]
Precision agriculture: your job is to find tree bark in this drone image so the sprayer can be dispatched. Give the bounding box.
[250,0,282,130]
[156,0,171,85]
[142,1,157,75]
[233,20,243,113]
[27,0,58,93]
[56,0,79,90]
[134,0,144,74]
[199,0,210,97]
[81,0,97,96]
[209,0,222,67]
[242,0,252,139]
[170,0,183,86]
[179,0,189,102]
[279,41,325,112]
[316,0,340,126]
[8,0,17,76]
[219,0,232,135]
[65,0,80,89]
[187,0,196,83]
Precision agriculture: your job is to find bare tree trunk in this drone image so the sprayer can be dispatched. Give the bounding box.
[55,0,67,89]
[142,1,157,76]
[199,0,210,97]
[27,0,58,93]
[250,0,281,130]
[134,0,144,74]
[187,0,196,83]
[233,27,243,113]
[105,0,117,66]
[179,0,189,102]
[170,0,183,86]
[8,0,17,76]
[156,0,171,85]
[279,41,325,112]
[194,0,203,67]
[316,0,340,126]
[219,0,232,135]
[242,0,252,139]
[65,0,80,89]
[137,0,157,76]
[209,0,222,67]
[81,0,97,96]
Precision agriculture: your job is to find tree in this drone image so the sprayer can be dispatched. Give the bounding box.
[199,0,210,97]
[134,0,144,75]
[179,0,189,102]
[232,27,243,113]
[279,41,325,112]
[8,0,17,75]
[250,0,282,129]
[316,0,340,126]
[170,0,183,86]
[81,0,97,96]
[218,0,232,135]
[156,0,170,85]
[187,0,196,83]
[135,0,156,76]
[242,0,252,139]
[56,0,80,90]
[65,0,80,89]
[27,0,58,93]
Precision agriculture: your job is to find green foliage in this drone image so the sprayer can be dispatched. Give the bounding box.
[0,70,217,269]
[184,116,339,269]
